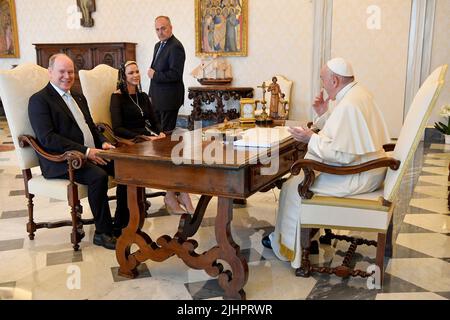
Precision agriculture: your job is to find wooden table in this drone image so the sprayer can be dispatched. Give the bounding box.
[187,86,254,130]
[101,124,305,299]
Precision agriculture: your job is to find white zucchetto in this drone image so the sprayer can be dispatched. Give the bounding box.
[327,57,354,77]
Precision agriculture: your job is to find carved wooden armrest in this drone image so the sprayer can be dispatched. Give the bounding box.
[18,135,86,171]
[383,143,396,152]
[96,123,135,147]
[290,157,401,199]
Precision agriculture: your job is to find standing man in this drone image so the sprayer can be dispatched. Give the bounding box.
[28,53,129,250]
[261,58,391,274]
[148,16,186,132]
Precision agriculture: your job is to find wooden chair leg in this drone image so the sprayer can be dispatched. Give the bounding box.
[26,193,36,240]
[68,182,84,251]
[385,220,394,258]
[296,228,313,277]
[23,169,36,240]
[376,232,386,287]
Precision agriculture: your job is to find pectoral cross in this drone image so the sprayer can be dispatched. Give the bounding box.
[77,0,96,28]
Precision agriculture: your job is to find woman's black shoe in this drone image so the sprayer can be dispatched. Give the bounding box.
[261,235,272,249]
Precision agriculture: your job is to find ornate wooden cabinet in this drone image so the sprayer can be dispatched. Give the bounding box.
[34,42,136,93]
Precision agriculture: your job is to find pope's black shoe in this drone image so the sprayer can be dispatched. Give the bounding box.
[93,233,116,250]
[261,235,272,249]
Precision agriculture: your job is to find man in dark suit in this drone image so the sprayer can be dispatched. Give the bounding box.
[28,53,128,250]
[147,16,186,132]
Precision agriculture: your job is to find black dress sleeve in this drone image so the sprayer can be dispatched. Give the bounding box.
[110,93,142,139]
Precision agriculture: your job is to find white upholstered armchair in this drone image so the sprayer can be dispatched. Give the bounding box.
[79,64,166,208]
[292,64,448,285]
[0,63,95,251]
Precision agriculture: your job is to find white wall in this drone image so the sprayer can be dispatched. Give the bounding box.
[331,0,412,138]
[0,0,314,120]
[429,0,450,129]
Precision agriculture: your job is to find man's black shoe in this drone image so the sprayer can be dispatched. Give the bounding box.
[261,235,272,249]
[93,233,116,250]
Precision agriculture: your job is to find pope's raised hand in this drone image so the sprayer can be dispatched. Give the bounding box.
[313,90,330,116]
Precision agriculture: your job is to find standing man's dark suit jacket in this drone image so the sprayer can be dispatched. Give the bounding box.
[149,35,186,112]
[28,83,106,178]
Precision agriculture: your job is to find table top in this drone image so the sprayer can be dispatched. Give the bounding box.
[100,122,299,169]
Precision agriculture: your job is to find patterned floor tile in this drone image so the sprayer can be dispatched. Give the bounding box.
[241,248,266,263]
[417,176,449,186]
[49,198,65,203]
[414,180,442,187]
[422,167,450,175]
[398,222,435,234]
[408,206,444,215]
[376,292,447,300]
[111,263,151,282]
[403,214,450,233]
[0,239,24,252]
[1,209,28,219]
[390,244,432,259]
[8,190,25,196]
[409,199,449,214]
[435,292,450,299]
[424,159,450,167]
[396,233,450,258]
[145,208,171,218]
[413,186,448,198]
[386,258,450,292]
[185,279,223,300]
[381,273,428,293]
[0,281,16,299]
[306,274,378,300]
[46,250,83,266]
[410,192,435,199]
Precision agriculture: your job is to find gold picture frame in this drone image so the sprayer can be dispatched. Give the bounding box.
[195,0,248,57]
[240,98,256,123]
[0,0,20,58]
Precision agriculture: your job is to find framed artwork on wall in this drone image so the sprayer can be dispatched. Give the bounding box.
[0,0,20,58]
[195,0,248,57]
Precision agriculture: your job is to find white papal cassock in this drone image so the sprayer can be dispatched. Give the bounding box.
[270,81,391,268]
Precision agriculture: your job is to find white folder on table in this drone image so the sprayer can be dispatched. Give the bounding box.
[233,127,292,148]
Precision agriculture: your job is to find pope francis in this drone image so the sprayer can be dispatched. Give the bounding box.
[262,58,391,272]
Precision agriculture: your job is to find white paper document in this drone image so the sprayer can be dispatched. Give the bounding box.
[233,127,292,148]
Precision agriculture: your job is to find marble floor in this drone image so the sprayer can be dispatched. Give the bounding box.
[0,117,449,300]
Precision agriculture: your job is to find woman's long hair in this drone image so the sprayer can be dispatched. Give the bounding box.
[117,60,142,94]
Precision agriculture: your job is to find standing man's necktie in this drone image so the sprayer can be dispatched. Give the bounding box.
[63,92,96,149]
[154,41,166,61]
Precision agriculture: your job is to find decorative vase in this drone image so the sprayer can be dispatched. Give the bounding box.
[445,134,450,144]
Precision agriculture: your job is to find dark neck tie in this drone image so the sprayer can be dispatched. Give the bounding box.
[154,41,166,61]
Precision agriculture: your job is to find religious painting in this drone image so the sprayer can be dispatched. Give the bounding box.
[195,0,248,57]
[0,0,19,58]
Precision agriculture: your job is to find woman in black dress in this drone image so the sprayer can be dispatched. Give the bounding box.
[110,61,195,215]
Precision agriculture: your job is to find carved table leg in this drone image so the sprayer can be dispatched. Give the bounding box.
[176,195,212,240]
[116,185,146,278]
[215,197,248,300]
